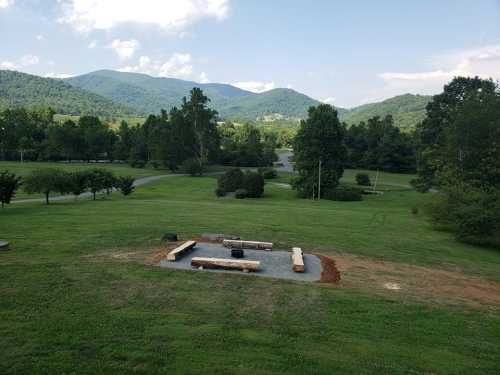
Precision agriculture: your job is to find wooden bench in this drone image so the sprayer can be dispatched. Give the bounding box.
[291,247,305,273]
[222,239,273,251]
[191,257,260,272]
[167,240,197,261]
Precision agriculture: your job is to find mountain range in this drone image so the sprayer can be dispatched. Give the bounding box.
[0,69,431,127]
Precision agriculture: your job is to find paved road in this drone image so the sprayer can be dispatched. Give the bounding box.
[276,151,294,172]
[13,174,179,204]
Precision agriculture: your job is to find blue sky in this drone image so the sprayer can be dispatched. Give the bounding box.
[1,0,500,107]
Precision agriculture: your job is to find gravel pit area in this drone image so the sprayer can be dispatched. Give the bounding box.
[159,242,322,282]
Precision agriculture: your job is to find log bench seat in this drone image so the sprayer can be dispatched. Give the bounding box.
[291,247,305,273]
[222,239,273,251]
[191,257,260,272]
[167,240,197,261]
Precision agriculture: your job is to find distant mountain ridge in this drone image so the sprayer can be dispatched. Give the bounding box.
[0,69,431,127]
[0,70,134,116]
[66,70,320,120]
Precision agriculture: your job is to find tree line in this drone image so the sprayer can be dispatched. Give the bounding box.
[0,88,278,172]
[0,168,135,206]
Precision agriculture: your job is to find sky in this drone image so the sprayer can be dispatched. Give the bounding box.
[1,0,500,108]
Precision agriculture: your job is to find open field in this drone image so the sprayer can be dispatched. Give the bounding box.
[1,170,500,374]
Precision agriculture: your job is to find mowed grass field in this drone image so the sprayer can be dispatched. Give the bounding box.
[1,167,500,373]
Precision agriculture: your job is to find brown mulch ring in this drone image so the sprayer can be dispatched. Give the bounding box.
[318,255,341,284]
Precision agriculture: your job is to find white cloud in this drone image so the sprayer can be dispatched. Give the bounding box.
[376,44,500,100]
[321,97,336,105]
[110,39,140,59]
[0,0,13,9]
[19,54,40,66]
[199,72,210,83]
[88,40,97,48]
[119,53,194,78]
[35,34,45,41]
[45,72,74,79]
[0,61,16,69]
[58,0,229,33]
[232,81,275,93]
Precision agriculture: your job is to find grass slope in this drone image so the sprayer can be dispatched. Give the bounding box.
[0,70,134,116]
[1,173,500,374]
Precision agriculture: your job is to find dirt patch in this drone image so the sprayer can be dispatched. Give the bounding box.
[144,242,180,266]
[318,255,341,284]
[332,254,500,309]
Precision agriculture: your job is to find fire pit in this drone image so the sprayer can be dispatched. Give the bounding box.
[231,248,244,258]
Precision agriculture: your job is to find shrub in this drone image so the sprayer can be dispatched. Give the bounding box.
[0,171,22,208]
[324,185,363,201]
[147,160,160,169]
[235,189,248,199]
[244,171,265,198]
[183,158,204,176]
[116,176,135,196]
[258,167,277,179]
[218,168,245,192]
[215,187,226,197]
[355,173,371,186]
[129,157,146,168]
[411,206,419,215]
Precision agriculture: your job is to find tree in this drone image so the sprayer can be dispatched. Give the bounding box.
[414,76,498,191]
[86,169,109,200]
[0,171,22,208]
[24,168,68,204]
[181,88,219,170]
[116,176,135,196]
[68,171,89,198]
[292,104,347,199]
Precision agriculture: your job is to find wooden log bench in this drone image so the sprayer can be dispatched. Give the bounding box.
[191,257,260,272]
[223,239,273,251]
[291,247,305,273]
[167,240,197,261]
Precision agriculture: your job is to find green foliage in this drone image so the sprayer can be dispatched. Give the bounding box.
[182,158,204,176]
[345,115,416,173]
[86,169,109,200]
[214,186,226,197]
[340,94,431,129]
[243,171,265,198]
[68,171,89,197]
[258,167,278,179]
[218,168,245,192]
[24,168,68,204]
[234,188,248,199]
[431,185,500,248]
[0,70,133,116]
[116,176,135,196]
[0,170,22,207]
[355,173,371,186]
[324,185,363,201]
[293,104,347,199]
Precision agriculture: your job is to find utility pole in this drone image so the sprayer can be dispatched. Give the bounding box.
[318,159,322,200]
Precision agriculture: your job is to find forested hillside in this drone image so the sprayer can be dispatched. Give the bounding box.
[340,94,431,128]
[0,70,134,116]
[66,70,321,120]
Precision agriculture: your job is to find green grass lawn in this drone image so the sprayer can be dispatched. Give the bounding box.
[1,173,499,374]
